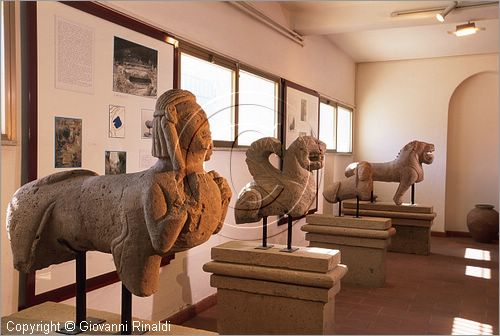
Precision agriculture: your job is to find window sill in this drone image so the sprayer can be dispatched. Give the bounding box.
[325,150,353,156]
[1,139,18,146]
[213,146,248,152]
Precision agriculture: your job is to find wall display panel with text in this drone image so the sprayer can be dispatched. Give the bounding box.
[283,80,320,214]
[28,2,175,307]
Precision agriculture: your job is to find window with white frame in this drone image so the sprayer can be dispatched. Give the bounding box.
[237,70,278,146]
[180,52,235,144]
[180,48,279,147]
[337,105,353,153]
[319,102,336,150]
[319,100,353,153]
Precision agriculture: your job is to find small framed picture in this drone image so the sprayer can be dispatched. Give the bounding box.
[141,109,154,139]
[54,117,82,168]
[109,105,125,138]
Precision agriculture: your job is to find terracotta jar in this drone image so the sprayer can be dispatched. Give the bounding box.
[466,204,499,243]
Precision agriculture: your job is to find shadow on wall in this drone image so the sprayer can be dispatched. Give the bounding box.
[445,71,499,233]
[176,256,193,309]
[150,252,192,321]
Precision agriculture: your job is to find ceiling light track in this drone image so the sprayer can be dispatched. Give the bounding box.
[229,2,304,46]
[391,1,498,18]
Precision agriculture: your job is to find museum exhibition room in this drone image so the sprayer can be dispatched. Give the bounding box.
[0,1,498,335]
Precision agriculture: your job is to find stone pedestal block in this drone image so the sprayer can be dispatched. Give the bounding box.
[343,201,436,255]
[203,241,347,335]
[303,214,395,287]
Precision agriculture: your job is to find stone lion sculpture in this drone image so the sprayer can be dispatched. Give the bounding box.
[323,161,373,203]
[345,140,434,205]
[235,136,326,224]
[7,89,231,297]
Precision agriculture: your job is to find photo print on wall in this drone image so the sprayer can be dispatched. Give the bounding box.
[109,105,125,138]
[113,36,158,97]
[105,151,127,175]
[55,117,82,168]
[141,108,154,139]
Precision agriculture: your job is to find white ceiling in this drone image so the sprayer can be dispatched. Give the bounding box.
[280,1,499,62]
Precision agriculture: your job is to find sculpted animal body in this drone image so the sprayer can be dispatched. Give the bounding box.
[323,161,373,203]
[7,89,231,297]
[235,136,326,224]
[345,140,435,205]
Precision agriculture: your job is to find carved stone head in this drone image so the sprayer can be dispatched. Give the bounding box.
[286,135,326,172]
[152,89,214,170]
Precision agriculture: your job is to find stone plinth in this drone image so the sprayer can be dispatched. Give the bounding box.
[343,201,436,255]
[303,214,395,288]
[203,241,347,335]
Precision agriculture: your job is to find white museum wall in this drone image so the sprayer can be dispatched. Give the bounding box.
[355,53,498,233]
[57,2,355,320]
[445,72,499,232]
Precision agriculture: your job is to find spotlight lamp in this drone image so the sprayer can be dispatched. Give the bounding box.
[449,21,485,36]
[436,1,458,22]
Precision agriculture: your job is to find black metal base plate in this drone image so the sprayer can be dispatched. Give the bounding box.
[116,326,149,335]
[280,247,299,253]
[255,244,274,250]
[56,317,106,335]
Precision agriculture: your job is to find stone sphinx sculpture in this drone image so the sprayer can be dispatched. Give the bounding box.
[235,136,326,224]
[7,89,231,297]
[323,161,373,203]
[345,140,434,205]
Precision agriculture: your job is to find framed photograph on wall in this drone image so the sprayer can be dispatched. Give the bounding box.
[54,117,82,168]
[24,1,177,309]
[113,36,158,97]
[282,79,320,214]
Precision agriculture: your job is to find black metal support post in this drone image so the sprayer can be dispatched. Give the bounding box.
[116,284,147,335]
[256,217,273,250]
[75,252,86,325]
[356,196,360,218]
[370,190,375,203]
[280,215,298,253]
[121,284,132,335]
[57,252,105,335]
[411,184,415,205]
[263,216,268,247]
[338,200,343,217]
[287,215,292,250]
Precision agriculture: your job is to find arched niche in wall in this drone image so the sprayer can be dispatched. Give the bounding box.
[445,71,499,233]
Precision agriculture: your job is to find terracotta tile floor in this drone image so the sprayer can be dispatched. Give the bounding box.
[182,236,499,335]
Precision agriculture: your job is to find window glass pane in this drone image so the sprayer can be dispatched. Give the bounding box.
[238,70,277,146]
[319,102,335,150]
[1,2,6,135]
[337,106,352,153]
[180,53,235,142]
